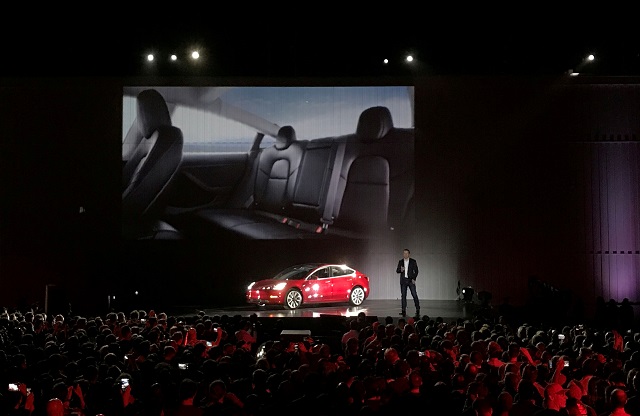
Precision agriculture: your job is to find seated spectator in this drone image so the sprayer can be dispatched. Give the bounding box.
[605,388,631,416]
[341,319,360,347]
[566,380,597,416]
[511,379,543,416]
[473,397,494,416]
[174,378,203,416]
[496,390,514,416]
[201,379,243,415]
[539,382,569,414]
[234,320,257,352]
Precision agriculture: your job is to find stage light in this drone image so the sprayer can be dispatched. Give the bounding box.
[462,286,474,302]
[568,53,596,76]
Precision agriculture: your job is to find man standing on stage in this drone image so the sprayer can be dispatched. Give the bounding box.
[396,248,420,318]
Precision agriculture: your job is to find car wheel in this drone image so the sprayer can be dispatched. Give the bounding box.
[349,286,366,306]
[284,290,303,310]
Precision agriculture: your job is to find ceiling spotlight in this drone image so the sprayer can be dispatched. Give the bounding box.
[405,55,414,63]
[146,54,154,62]
[383,58,389,65]
[191,51,200,60]
[170,54,178,62]
[568,54,596,76]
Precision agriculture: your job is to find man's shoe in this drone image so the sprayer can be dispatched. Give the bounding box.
[415,310,421,318]
[399,311,406,317]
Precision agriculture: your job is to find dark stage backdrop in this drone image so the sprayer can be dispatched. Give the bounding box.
[416,76,640,318]
[0,76,638,319]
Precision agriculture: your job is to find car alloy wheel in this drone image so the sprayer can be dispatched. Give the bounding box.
[285,290,303,309]
[349,286,366,306]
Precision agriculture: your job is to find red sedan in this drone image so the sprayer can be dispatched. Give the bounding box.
[246,263,370,310]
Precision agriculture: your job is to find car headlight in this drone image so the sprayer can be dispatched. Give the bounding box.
[247,282,255,290]
[272,282,287,291]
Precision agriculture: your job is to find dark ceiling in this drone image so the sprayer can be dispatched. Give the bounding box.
[2,14,639,78]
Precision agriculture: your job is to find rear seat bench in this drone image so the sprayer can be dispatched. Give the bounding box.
[181,106,414,241]
[184,125,308,239]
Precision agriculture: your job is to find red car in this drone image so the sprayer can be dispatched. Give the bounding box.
[246,263,370,309]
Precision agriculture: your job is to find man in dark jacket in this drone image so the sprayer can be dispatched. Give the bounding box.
[396,248,420,317]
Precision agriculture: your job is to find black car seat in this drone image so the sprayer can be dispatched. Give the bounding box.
[122,89,184,239]
[251,125,305,213]
[328,105,414,239]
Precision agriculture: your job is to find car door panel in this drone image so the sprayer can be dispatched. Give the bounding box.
[165,153,249,212]
[330,266,354,303]
[306,267,334,303]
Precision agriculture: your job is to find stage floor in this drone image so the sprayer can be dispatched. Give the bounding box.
[169,299,478,323]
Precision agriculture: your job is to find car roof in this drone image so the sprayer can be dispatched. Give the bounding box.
[293,263,354,269]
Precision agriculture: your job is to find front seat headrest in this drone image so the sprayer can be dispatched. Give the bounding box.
[137,89,172,139]
[275,125,296,150]
[356,106,393,140]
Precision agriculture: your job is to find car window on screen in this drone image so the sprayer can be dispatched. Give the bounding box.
[122,96,258,153]
[172,106,256,153]
[123,85,413,153]
[259,135,276,149]
[122,96,136,142]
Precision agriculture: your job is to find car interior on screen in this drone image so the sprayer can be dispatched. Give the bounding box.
[245,263,370,310]
[122,86,415,243]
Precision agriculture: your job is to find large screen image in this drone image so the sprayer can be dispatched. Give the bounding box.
[123,86,414,241]
[121,85,415,305]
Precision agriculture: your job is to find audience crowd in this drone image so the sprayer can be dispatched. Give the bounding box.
[0,300,638,415]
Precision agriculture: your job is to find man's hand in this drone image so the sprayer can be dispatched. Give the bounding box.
[121,384,135,407]
[411,279,415,285]
[519,347,536,365]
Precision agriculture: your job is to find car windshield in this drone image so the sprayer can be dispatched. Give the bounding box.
[273,264,320,281]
